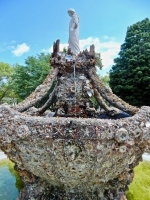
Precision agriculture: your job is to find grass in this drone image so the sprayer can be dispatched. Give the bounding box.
[127,161,150,200]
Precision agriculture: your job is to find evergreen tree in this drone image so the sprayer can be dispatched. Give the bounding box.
[109,18,150,107]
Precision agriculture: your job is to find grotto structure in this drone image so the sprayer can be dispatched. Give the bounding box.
[0,40,150,200]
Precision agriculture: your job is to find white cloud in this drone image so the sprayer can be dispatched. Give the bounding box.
[45,36,121,69]
[12,43,30,56]
[78,37,121,69]
[42,43,68,54]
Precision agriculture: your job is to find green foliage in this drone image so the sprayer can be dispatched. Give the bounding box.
[109,18,150,107]
[96,53,103,69]
[0,62,13,81]
[127,161,150,200]
[12,53,51,102]
[63,47,67,53]
[91,96,99,109]
[0,62,16,104]
[101,74,110,86]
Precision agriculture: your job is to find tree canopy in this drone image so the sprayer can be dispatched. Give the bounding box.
[0,62,13,81]
[0,62,16,104]
[12,53,51,102]
[109,18,150,107]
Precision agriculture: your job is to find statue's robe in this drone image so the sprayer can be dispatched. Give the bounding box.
[69,13,80,54]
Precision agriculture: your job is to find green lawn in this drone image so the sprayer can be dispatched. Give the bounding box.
[127,161,150,200]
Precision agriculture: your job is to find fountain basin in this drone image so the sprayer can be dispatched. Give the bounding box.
[0,104,150,199]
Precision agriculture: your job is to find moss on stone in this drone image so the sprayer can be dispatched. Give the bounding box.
[127,161,150,200]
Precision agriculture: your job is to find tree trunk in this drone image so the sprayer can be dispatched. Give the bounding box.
[0,89,7,103]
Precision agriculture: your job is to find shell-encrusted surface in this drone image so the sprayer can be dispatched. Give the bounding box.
[55,72,95,117]
[0,104,150,199]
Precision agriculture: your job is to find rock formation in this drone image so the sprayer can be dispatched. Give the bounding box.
[0,40,150,200]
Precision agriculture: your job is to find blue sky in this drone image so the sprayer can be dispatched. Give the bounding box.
[0,0,150,75]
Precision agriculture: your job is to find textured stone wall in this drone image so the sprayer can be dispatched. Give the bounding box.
[0,104,150,199]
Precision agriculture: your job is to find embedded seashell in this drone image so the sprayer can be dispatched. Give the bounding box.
[18,125,31,138]
[96,143,104,150]
[128,156,135,164]
[119,146,126,153]
[107,131,114,139]
[87,90,92,97]
[134,120,140,125]
[146,118,150,127]
[128,148,134,155]
[84,85,90,89]
[133,128,141,138]
[70,89,75,93]
[115,128,128,143]
[101,132,106,139]
[142,133,148,139]
[84,127,89,137]
[3,136,11,143]
[85,144,93,151]
[140,122,145,127]
[127,140,135,146]
[112,143,116,149]
[102,161,112,168]
[70,167,77,171]
[116,122,123,128]
[70,152,76,161]
[142,129,150,138]
[79,75,86,80]
[0,128,8,136]
[97,152,103,162]
[77,164,86,171]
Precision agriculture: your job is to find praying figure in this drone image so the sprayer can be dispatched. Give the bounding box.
[68,8,80,54]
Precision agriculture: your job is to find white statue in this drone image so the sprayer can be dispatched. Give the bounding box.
[68,8,80,54]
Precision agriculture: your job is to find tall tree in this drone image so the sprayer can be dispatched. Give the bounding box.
[0,62,15,104]
[109,18,150,107]
[12,53,51,102]
[0,62,13,81]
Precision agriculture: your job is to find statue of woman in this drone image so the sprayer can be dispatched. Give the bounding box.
[68,8,80,54]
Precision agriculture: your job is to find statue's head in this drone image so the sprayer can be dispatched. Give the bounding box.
[68,8,75,17]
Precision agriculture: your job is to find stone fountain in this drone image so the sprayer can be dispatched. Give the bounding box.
[1,8,150,198]
[0,39,150,200]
